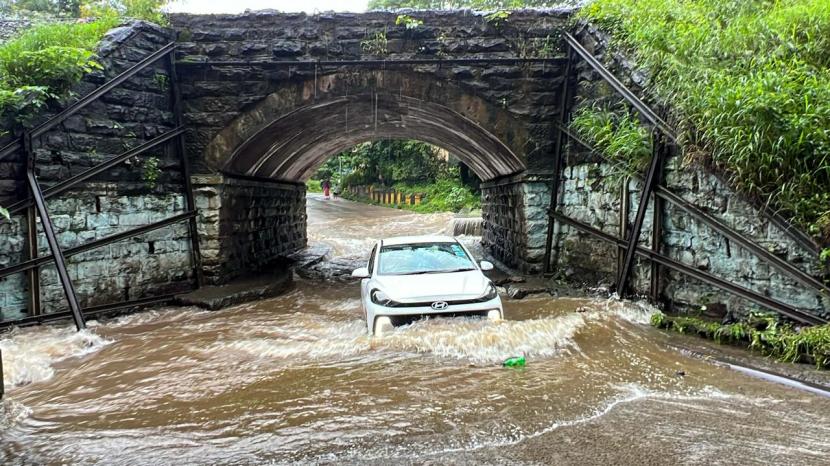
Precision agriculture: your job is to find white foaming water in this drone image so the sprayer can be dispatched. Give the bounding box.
[195,298,656,366]
[0,325,110,389]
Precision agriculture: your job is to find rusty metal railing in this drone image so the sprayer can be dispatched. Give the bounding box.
[543,32,828,325]
[0,42,201,331]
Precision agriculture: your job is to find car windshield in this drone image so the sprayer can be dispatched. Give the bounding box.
[378,242,475,275]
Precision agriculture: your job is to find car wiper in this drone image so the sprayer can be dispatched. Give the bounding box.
[386,268,476,276]
[411,268,476,275]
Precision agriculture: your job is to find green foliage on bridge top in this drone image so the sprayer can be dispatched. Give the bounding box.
[651,311,830,369]
[0,1,168,132]
[368,0,567,10]
[580,0,830,247]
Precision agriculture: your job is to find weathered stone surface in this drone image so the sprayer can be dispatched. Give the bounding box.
[193,174,307,285]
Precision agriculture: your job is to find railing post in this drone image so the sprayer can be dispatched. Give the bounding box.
[167,53,204,288]
[24,134,85,330]
[617,131,664,297]
[543,46,575,274]
[650,139,665,303]
[618,176,630,280]
[22,132,42,316]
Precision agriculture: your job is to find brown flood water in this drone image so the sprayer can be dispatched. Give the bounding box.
[1,194,829,465]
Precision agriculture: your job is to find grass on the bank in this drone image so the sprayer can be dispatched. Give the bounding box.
[579,0,830,246]
[651,312,830,369]
[305,180,323,193]
[340,178,480,214]
[392,178,480,213]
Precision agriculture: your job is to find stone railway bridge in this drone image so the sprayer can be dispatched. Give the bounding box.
[0,9,827,326]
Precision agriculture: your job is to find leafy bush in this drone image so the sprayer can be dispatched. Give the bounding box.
[580,0,830,245]
[570,105,652,178]
[393,175,481,213]
[0,2,169,133]
[651,311,830,369]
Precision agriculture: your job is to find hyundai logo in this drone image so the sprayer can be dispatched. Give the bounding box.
[431,301,449,310]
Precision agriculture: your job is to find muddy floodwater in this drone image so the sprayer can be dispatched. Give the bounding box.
[2,195,830,465]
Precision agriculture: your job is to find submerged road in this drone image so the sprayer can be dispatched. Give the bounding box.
[1,195,829,464]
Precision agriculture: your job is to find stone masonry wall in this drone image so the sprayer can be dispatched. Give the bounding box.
[171,9,572,177]
[481,176,551,274]
[194,175,306,285]
[0,22,197,322]
[549,22,830,320]
[0,185,193,320]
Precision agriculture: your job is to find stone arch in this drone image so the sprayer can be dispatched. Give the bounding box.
[202,69,530,182]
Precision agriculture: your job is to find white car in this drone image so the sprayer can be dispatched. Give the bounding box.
[351,235,504,335]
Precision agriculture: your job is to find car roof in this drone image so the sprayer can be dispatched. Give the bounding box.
[381,235,458,246]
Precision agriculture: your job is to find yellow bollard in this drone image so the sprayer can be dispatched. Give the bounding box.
[414,193,422,205]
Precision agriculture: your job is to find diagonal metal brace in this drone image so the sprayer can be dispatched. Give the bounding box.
[617,133,665,296]
[26,169,86,331]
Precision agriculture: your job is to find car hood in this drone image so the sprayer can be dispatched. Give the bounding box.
[372,270,491,302]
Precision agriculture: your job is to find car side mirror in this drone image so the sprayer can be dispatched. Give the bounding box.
[351,267,370,278]
[479,261,494,271]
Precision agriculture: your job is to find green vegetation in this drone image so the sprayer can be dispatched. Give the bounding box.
[651,312,830,369]
[579,0,830,247]
[570,105,652,177]
[391,177,480,213]
[395,14,423,30]
[360,29,388,56]
[484,9,510,27]
[141,156,160,189]
[368,0,568,9]
[312,140,480,213]
[0,1,169,131]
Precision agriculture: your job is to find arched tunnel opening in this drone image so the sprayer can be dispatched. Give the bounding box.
[195,89,539,285]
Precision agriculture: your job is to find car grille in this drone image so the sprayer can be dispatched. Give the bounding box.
[391,295,493,308]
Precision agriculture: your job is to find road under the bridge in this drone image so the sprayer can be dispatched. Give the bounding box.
[1,195,829,464]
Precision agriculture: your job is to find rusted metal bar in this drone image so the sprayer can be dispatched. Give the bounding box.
[562,33,677,143]
[543,47,574,275]
[555,121,830,297]
[617,132,664,296]
[619,176,630,282]
[650,143,664,302]
[168,54,204,288]
[551,211,827,326]
[0,293,180,330]
[5,128,186,217]
[653,187,830,296]
[22,132,42,316]
[26,154,85,331]
[0,211,196,280]
[0,42,178,163]
[25,205,41,316]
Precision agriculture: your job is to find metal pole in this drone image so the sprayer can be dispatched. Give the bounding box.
[543,47,574,274]
[650,139,665,302]
[617,131,664,296]
[168,54,204,288]
[25,206,41,315]
[618,176,630,280]
[25,161,86,331]
[551,211,826,326]
[22,132,42,316]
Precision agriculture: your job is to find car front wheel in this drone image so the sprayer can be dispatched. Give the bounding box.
[373,316,394,336]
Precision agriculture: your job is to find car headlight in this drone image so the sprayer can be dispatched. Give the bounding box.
[483,283,498,300]
[371,289,400,307]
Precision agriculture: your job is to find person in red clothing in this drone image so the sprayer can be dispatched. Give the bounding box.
[322,179,331,199]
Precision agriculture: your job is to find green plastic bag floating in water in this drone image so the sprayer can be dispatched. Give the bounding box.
[502,356,526,368]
